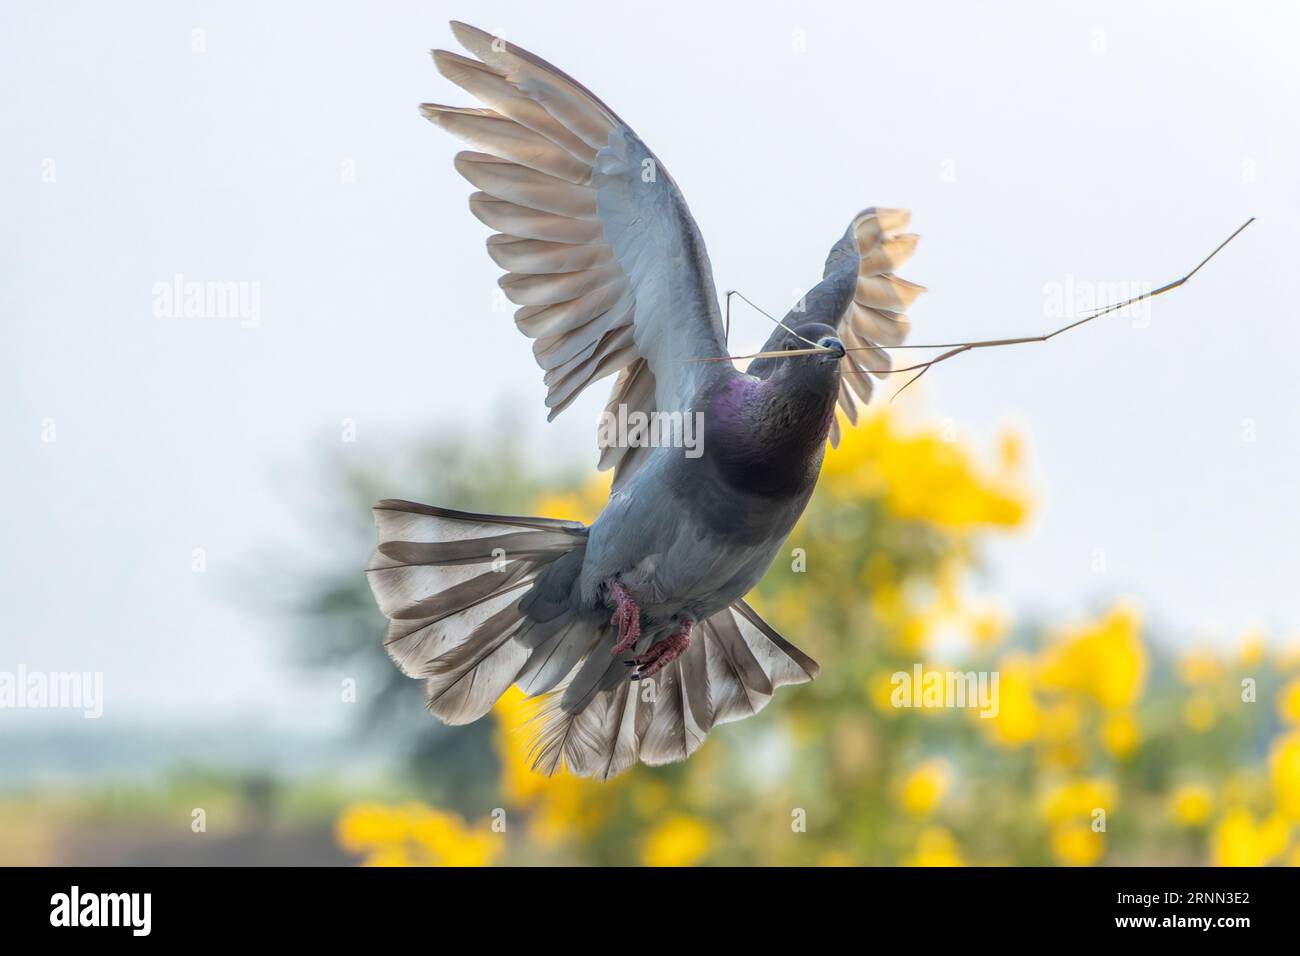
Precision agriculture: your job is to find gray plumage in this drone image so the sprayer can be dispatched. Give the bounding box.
[367,22,924,778]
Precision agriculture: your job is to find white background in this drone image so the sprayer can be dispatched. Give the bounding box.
[2,0,1297,733]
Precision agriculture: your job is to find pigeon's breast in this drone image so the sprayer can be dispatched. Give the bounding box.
[704,374,831,500]
[579,437,807,622]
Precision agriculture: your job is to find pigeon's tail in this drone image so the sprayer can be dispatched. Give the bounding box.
[366,499,590,726]
[366,499,820,780]
[525,600,820,780]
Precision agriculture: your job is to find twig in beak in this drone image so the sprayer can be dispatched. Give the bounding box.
[724,290,826,349]
[690,345,836,364]
[692,218,1255,396]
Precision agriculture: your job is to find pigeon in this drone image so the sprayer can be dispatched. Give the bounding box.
[367,21,924,779]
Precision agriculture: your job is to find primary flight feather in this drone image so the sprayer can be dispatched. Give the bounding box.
[368,21,924,778]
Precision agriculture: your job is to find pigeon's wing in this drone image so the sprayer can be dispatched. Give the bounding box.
[424,22,729,488]
[822,208,925,446]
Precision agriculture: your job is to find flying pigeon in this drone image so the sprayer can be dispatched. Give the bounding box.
[367,21,924,779]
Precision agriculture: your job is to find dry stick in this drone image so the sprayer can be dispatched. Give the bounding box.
[694,345,832,363]
[723,289,825,351]
[869,217,1256,399]
[702,219,1255,398]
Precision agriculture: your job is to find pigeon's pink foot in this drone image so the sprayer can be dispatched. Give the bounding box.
[608,581,641,655]
[635,618,693,679]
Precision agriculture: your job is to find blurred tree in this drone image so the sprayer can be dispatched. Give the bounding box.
[283,411,586,816]
[288,404,1300,867]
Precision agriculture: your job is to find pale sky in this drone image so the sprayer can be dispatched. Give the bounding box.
[3,0,1298,734]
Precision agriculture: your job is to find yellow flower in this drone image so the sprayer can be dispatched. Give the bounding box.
[1051,822,1104,866]
[1277,677,1300,726]
[1101,713,1141,759]
[898,758,952,817]
[1183,695,1218,733]
[868,670,903,719]
[983,653,1039,747]
[822,412,1030,531]
[407,807,490,866]
[1039,700,1083,745]
[904,826,964,866]
[1211,808,1290,866]
[869,589,906,636]
[642,815,716,867]
[408,806,502,866]
[363,846,414,868]
[1270,731,1300,819]
[934,560,963,614]
[967,603,1010,648]
[493,687,550,806]
[1042,778,1116,824]
[1177,649,1223,687]
[896,608,936,653]
[1038,701,1087,769]
[491,687,609,845]
[1169,784,1214,827]
[334,803,503,867]
[335,802,409,855]
[532,473,611,524]
[1237,630,1266,668]
[1038,604,1147,710]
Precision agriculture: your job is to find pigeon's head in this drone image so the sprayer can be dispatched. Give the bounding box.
[760,321,845,383]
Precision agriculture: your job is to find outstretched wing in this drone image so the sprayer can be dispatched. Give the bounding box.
[423,22,728,487]
[823,208,925,445]
[750,207,925,446]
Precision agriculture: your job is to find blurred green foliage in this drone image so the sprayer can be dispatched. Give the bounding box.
[322,408,1300,866]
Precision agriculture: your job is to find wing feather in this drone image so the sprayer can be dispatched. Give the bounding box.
[424,21,729,480]
[827,208,925,445]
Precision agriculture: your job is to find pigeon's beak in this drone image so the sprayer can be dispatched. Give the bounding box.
[817,336,846,360]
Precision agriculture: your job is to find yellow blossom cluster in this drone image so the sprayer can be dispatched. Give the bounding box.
[821,411,1029,531]
[331,403,1300,869]
[334,802,502,867]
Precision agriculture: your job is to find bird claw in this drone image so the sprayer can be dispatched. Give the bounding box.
[608,581,641,655]
[633,618,693,680]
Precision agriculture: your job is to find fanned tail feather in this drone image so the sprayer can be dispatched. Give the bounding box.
[523,599,818,780]
[368,500,819,777]
[367,499,589,725]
